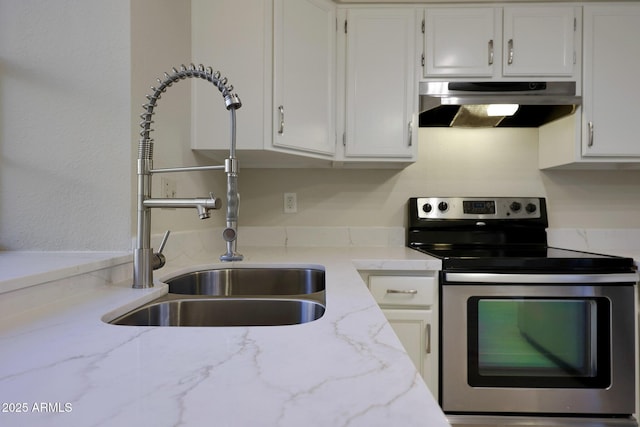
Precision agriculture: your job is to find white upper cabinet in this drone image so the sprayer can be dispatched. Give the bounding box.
[423,5,578,79]
[581,3,640,157]
[424,7,497,77]
[539,3,640,168]
[273,0,336,156]
[502,7,576,77]
[338,7,418,162]
[191,0,271,156]
[191,0,335,167]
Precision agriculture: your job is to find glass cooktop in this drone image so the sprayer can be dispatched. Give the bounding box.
[410,245,636,273]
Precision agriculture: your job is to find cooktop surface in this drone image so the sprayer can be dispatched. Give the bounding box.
[410,244,635,273]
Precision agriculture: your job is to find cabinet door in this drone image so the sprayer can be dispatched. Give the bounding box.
[582,5,640,157]
[424,7,497,77]
[503,7,576,76]
[344,8,416,158]
[191,0,270,152]
[273,0,335,156]
[383,308,437,398]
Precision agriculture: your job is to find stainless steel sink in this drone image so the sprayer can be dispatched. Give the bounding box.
[109,296,325,327]
[165,267,325,297]
[106,266,327,327]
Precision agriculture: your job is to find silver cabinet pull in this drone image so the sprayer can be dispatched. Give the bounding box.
[386,289,418,295]
[588,121,594,147]
[408,121,413,147]
[278,105,284,134]
[488,39,494,65]
[507,39,514,65]
[426,323,431,354]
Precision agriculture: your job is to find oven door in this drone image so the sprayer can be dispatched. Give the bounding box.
[441,272,637,416]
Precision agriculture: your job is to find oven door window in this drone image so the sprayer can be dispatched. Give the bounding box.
[468,297,611,388]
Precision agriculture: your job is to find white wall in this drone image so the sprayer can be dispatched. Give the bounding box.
[0,0,209,251]
[0,0,131,251]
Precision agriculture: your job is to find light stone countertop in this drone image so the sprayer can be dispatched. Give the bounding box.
[0,251,131,293]
[0,245,448,427]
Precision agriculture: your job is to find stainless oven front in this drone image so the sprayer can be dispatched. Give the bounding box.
[441,272,637,422]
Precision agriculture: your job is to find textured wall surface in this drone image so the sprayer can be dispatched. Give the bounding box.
[0,0,131,250]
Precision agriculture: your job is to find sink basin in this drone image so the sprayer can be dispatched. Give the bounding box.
[109,297,325,327]
[106,266,327,327]
[165,267,325,297]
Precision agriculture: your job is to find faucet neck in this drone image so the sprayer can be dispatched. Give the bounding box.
[132,64,242,289]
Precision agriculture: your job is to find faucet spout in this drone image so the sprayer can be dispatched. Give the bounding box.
[133,63,242,289]
[142,195,222,219]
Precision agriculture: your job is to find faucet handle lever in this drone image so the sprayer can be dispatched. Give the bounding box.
[152,230,170,270]
[157,230,171,254]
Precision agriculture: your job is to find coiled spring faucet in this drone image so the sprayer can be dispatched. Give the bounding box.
[133,63,243,289]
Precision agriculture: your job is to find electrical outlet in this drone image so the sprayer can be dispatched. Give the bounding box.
[284,192,297,213]
[161,177,177,198]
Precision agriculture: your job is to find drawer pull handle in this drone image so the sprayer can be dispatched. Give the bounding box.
[426,323,431,354]
[386,289,418,295]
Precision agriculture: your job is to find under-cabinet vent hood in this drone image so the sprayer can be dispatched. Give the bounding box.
[419,81,581,128]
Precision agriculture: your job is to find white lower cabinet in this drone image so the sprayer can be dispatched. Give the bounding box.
[382,308,436,395]
[365,273,438,399]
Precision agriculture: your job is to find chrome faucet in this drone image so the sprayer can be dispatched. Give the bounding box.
[133,64,243,289]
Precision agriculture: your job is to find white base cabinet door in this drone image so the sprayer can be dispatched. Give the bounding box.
[366,273,438,398]
[383,308,437,398]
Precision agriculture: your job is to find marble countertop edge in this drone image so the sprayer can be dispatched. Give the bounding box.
[0,251,132,294]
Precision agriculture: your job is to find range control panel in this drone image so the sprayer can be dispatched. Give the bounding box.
[415,197,542,220]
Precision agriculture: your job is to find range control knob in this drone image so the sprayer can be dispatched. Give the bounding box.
[422,203,432,213]
[525,203,537,214]
[510,201,522,212]
[438,201,449,212]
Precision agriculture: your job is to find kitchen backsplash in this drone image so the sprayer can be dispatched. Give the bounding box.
[547,228,640,258]
[152,226,640,265]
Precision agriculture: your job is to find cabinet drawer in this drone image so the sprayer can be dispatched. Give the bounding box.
[369,276,435,307]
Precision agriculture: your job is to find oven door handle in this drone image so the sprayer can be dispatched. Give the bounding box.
[444,272,638,284]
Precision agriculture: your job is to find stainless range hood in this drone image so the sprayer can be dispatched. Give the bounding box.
[418,81,581,128]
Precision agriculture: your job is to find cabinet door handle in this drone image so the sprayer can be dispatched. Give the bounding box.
[426,323,431,354]
[588,121,594,147]
[278,105,284,135]
[408,121,413,147]
[507,39,514,65]
[488,39,494,65]
[386,289,418,295]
